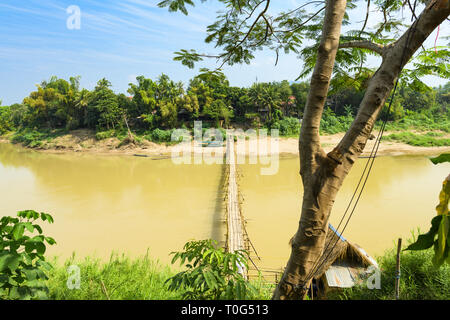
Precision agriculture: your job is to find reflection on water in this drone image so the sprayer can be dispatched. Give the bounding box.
[1,143,449,270]
[0,143,225,263]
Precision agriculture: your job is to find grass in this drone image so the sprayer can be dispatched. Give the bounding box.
[46,252,274,300]
[10,128,68,148]
[328,236,450,300]
[382,131,450,147]
[45,243,450,300]
[47,252,185,300]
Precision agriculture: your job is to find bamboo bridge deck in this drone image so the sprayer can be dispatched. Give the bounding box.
[225,134,247,278]
[223,134,283,283]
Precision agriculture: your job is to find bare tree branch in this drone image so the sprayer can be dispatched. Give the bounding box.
[275,6,326,33]
[338,40,385,55]
[359,0,371,37]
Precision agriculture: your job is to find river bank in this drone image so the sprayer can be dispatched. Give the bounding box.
[1,128,449,157]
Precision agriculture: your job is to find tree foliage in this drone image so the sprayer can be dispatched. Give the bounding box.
[165,239,257,300]
[0,210,56,300]
[1,73,448,137]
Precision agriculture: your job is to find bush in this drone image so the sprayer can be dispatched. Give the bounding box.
[11,129,67,147]
[95,129,117,140]
[319,108,353,134]
[0,106,13,135]
[166,239,260,300]
[0,210,56,300]
[271,117,301,136]
[146,129,173,143]
[381,109,450,133]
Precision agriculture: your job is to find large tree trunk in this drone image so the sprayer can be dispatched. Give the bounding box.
[273,0,450,300]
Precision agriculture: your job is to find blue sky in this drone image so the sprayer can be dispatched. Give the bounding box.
[0,0,448,105]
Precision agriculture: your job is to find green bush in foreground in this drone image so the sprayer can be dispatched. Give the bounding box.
[166,239,267,300]
[328,238,450,300]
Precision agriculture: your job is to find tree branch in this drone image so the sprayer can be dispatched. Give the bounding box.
[298,0,347,176]
[336,0,450,165]
[359,0,371,37]
[338,40,385,55]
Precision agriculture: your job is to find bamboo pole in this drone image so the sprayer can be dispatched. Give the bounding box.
[395,238,402,300]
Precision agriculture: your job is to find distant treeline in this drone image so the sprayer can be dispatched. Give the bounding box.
[0,72,449,138]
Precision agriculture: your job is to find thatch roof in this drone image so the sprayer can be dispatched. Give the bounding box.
[312,224,376,280]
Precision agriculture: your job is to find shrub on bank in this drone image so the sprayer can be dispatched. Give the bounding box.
[11,129,67,147]
[95,129,117,140]
[145,128,173,143]
[319,108,353,134]
[382,132,450,147]
[271,117,301,136]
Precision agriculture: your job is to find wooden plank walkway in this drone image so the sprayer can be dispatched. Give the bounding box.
[225,134,247,278]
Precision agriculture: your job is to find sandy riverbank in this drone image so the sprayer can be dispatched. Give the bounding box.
[1,129,449,157]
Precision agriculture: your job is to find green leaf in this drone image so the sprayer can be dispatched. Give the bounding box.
[12,224,25,240]
[41,213,54,224]
[202,269,213,289]
[436,215,449,262]
[44,237,56,245]
[33,224,43,234]
[405,215,442,251]
[436,178,450,216]
[0,253,21,272]
[34,242,46,255]
[430,153,450,165]
[23,222,34,233]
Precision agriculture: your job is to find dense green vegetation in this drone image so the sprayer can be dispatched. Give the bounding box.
[0,74,448,146]
[47,252,184,300]
[1,210,448,300]
[0,211,55,300]
[383,132,450,147]
[166,239,267,300]
[46,252,273,300]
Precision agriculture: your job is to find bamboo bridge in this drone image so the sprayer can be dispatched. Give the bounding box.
[223,134,282,282]
[224,133,248,278]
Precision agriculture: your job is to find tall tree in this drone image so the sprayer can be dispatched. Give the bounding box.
[160,0,449,299]
[87,79,122,130]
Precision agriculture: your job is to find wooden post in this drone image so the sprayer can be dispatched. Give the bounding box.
[395,238,402,300]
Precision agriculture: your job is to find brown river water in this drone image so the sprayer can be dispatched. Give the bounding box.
[0,142,449,270]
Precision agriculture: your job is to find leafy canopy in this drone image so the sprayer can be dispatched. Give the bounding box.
[158,0,449,93]
[165,239,257,300]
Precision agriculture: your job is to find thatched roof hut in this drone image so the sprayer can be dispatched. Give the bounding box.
[310,224,378,298]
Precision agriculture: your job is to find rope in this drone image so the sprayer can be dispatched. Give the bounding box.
[435,24,440,54]
[296,15,420,293]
